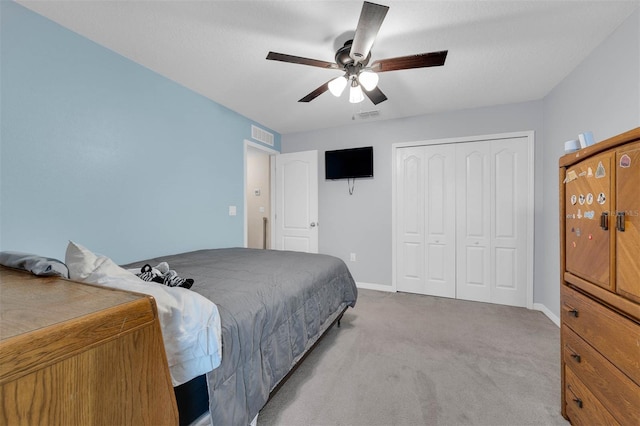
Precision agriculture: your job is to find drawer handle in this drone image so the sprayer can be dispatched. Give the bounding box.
[566,344,581,363]
[568,309,579,318]
[572,397,583,409]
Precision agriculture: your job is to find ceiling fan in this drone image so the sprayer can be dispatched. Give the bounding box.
[266,1,448,105]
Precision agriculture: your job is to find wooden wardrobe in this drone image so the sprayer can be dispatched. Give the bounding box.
[559,127,640,425]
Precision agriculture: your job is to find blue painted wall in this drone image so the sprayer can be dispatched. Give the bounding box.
[0,1,280,263]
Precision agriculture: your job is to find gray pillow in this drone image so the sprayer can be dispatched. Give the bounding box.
[0,251,69,278]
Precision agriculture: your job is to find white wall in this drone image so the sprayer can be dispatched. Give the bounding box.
[282,7,639,319]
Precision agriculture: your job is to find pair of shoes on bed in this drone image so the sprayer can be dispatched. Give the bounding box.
[136,263,194,289]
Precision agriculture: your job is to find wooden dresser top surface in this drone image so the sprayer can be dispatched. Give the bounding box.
[0,266,143,341]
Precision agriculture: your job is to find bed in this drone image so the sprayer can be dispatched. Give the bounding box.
[1,244,357,425]
[124,247,358,425]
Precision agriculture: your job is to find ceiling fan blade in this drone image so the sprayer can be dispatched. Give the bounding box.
[363,86,388,105]
[298,81,331,102]
[371,50,448,72]
[350,2,389,63]
[266,52,340,69]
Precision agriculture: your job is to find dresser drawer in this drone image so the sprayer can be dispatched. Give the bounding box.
[565,367,619,426]
[563,326,640,424]
[561,285,640,386]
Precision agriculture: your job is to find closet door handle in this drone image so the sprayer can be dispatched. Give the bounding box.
[600,212,608,230]
[616,212,625,232]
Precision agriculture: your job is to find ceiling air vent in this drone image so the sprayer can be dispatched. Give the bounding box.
[357,110,380,119]
[251,125,274,146]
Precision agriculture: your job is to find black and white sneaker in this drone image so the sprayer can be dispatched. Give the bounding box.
[163,270,194,289]
[137,264,164,284]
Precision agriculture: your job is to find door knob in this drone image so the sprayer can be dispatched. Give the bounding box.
[310,222,316,228]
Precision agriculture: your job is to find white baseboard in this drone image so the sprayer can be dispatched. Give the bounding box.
[533,303,560,327]
[356,282,395,292]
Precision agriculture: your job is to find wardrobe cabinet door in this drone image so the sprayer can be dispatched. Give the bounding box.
[616,141,640,303]
[564,152,613,290]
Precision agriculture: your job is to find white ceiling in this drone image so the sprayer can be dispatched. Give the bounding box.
[17,0,639,135]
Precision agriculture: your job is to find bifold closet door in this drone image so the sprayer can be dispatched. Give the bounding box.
[396,145,456,298]
[455,142,491,302]
[456,138,529,306]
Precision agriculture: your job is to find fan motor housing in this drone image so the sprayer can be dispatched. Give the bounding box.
[335,40,370,68]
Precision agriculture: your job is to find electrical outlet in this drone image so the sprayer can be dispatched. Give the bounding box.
[350,253,357,262]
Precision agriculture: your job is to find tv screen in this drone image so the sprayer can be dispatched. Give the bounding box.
[325,146,374,180]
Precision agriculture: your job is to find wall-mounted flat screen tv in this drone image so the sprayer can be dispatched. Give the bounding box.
[325,146,374,180]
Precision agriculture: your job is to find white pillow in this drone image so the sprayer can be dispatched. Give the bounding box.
[65,241,222,386]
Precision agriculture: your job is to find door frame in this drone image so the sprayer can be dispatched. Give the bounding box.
[391,131,535,309]
[243,140,278,249]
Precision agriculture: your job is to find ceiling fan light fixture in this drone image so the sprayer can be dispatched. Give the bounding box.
[349,83,365,104]
[358,70,379,91]
[328,76,348,97]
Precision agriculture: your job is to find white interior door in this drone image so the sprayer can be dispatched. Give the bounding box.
[396,145,456,298]
[274,150,319,253]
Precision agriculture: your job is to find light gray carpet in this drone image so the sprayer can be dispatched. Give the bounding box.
[258,289,568,426]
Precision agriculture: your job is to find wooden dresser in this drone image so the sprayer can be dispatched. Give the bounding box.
[559,127,640,425]
[0,266,178,425]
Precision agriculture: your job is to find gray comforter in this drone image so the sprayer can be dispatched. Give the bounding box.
[130,248,357,425]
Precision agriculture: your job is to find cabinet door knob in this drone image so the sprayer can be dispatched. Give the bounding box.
[570,353,581,363]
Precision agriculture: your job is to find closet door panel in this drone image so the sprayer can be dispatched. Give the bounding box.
[396,147,426,294]
[456,143,491,302]
[491,138,529,307]
[424,145,456,298]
